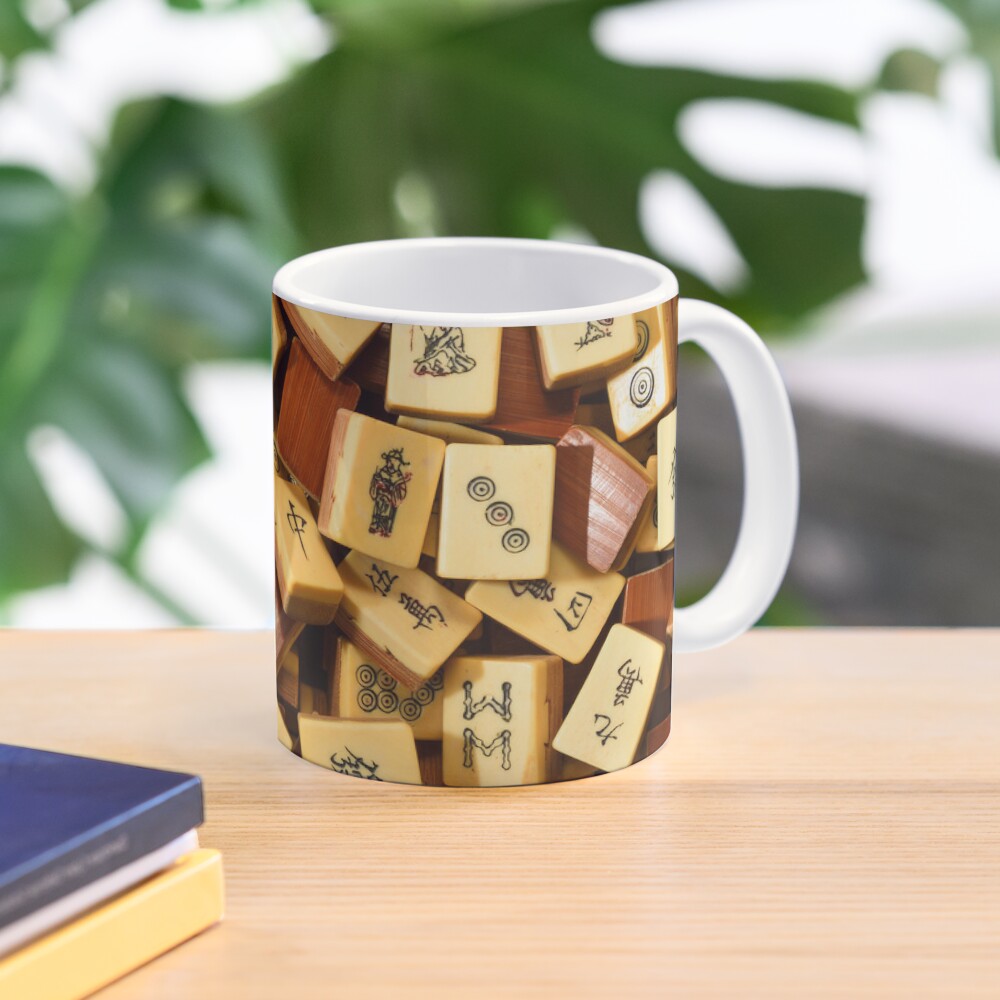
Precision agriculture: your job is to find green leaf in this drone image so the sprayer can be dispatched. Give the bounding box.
[0,101,292,602]
[98,100,294,362]
[0,5,47,64]
[257,0,865,330]
[40,342,210,525]
[0,438,82,598]
[0,169,82,599]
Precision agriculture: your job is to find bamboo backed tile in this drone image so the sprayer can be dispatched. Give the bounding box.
[274,475,343,625]
[535,315,638,390]
[396,416,503,446]
[552,624,664,773]
[386,325,503,421]
[621,556,673,642]
[280,298,381,382]
[553,425,654,573]
[332,637,445,740]
[645,714,671,757]
[275,586,305,668]
[297,715,422,784]
[437,443,556,581]
[416,741,443,786]
[479,327,580,441]
[466,541,625,664]
[657,408,677,551]
[319,411,445,569]
[606,302,674,442]
[334,549,482,690]
[441,654,562,787]
[277,647,300,709]
[347,323,391,393]
[276,339,361,498]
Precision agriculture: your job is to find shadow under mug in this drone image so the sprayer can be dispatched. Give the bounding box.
[271,238,797,787]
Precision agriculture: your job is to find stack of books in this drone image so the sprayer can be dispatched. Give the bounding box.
[0,744,224,999]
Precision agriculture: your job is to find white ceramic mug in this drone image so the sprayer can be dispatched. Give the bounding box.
[271,238,798,786]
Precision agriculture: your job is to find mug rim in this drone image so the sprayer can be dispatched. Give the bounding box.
[272,237,678,327]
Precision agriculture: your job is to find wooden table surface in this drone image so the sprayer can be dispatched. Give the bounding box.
[1,629,998,998]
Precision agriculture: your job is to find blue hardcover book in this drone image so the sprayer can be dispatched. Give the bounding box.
[0,744,203,932]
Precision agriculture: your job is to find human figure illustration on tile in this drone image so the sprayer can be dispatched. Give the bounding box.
[369,448,411,537]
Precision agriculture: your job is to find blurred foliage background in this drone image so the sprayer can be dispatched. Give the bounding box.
[1,0,997,626]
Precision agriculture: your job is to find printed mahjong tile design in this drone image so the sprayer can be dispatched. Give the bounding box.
[273,293,678,785]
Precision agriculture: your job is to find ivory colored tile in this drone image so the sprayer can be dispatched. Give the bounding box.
[275,340,361,498]
[553,425,655,573]
[606,304,673,441]
[297,715,422,784]
[274,475,343,625]
[334,549,482,690]
[319,411,444,569]
[385,325,502,421]
[396,416,503,446]
[656,409,677,550]
[437,444,555,581]
[535,315,638,390]
[480,327,581,441]
[552,624,664,773]
[465,541,624,663]
[280,298,381,381]
[333,637,444,740]
[441,654,561,787]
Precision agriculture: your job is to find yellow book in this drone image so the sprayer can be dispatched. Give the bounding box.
[0,849,224,1000]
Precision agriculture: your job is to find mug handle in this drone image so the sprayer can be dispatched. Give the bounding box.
[672,299,799,653]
